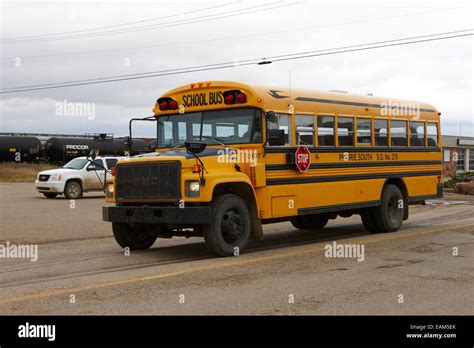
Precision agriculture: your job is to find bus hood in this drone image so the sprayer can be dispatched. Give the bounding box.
[132,147,229,160]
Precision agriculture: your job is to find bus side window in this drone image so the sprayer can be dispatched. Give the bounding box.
[267,113,292,146]
[317,115,335,146]
[374,119,388,146]
[427,123,438,147]
[390,120,408,147]
[296,115,314,146]
[338,116,354,146]
[409,121,425,147]
[356,118,372,145]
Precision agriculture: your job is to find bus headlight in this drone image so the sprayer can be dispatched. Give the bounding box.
[106,182,114,198]
[186,180,200,197]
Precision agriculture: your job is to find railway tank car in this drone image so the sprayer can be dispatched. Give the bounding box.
[44,136,148,164]
[0,136,42,162]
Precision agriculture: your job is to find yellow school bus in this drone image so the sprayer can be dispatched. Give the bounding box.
[102,81,443,256]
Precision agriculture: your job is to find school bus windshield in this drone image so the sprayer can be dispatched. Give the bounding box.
[156,108,263,148]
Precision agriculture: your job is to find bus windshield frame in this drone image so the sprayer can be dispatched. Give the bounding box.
[155,108,263,148]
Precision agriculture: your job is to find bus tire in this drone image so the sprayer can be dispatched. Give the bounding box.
[203,194,251,257]
[290,214,328,230]
[112,223,157,250]
[373,184,404,233]
[43,193,58,199]
[360,208,379,233]
[290,216,305,229]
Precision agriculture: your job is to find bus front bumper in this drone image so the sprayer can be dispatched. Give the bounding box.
[102,206,212,224]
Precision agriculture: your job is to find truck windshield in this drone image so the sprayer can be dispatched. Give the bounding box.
[156,108,262,148]
[63,158,88,169]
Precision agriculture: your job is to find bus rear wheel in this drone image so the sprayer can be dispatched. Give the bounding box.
[203,194,251,257]
[112,223,157,250]
[290,214,329,230]
[369,184,404,233]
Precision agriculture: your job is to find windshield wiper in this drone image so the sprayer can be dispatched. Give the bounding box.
[199,136,226,146]
[169,143,186,150]
[168,136,226,150]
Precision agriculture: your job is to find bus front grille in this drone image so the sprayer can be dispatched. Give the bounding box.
[116,162,181,201]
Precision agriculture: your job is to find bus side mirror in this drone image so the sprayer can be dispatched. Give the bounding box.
[185,141,207,154]
[267,129,285,146]
[265,111,276,122]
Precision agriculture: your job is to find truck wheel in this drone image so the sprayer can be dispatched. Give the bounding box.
[64,181,82,199]
[372,184,404,232]
[203,194,251,257]
[112,223,157,250]
[360,208,379,233]
[290,214,328,230]
[43,193,58,199]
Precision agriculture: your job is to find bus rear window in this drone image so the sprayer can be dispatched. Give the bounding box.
[427,123,438,147]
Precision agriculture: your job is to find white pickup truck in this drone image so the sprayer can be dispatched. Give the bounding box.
[35,156,126,199]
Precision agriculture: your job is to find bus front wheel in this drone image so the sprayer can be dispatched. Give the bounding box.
[203,194,251,257]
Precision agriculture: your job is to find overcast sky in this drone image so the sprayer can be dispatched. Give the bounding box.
[0,0,472,137]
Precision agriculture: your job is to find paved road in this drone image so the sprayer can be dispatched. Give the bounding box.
[0,183,473,314]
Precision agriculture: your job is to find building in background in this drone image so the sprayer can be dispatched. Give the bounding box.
[442,135,474,177]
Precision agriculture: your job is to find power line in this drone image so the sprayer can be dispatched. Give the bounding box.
[0,1,241,41]
[1,6,464,61]
[3,31,472,92]
[6,29,473,88]
[1,30,472,94]
[271,32,473,62]
[0,1,303,44]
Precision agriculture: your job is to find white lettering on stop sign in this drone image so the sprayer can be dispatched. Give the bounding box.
[295,145,311,172]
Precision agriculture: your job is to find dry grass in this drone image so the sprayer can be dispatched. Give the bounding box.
[0,162,59,182]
